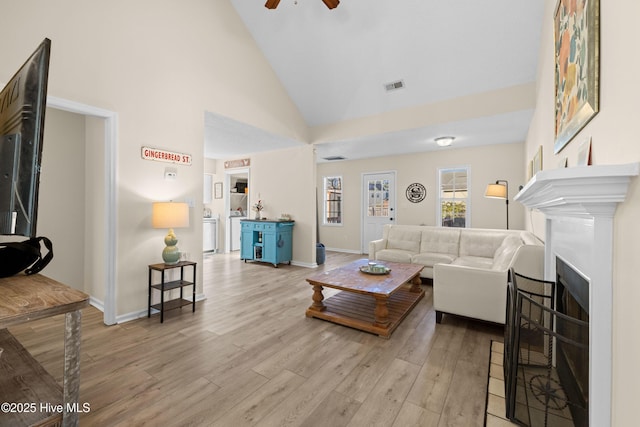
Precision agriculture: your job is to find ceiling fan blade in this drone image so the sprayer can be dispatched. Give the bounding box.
[265,0,281,9]
[322,0,339,8]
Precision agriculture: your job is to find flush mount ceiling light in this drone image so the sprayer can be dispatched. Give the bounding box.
[265,0,339,9]
[435,136,455,147]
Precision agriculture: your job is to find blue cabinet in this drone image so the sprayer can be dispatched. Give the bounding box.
[240,220,294,267]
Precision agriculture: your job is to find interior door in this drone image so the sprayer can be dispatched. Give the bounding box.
[362,172,395,254]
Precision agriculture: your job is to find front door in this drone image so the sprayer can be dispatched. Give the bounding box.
[362,171,396,254]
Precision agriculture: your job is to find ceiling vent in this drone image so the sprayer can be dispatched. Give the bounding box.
[384,80,405,92]
[323,156,346,161]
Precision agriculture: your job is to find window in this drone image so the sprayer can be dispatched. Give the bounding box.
[323,176,342,225]
[438,167,469,227]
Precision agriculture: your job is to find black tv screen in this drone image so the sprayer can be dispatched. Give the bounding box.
[0,38,50,237]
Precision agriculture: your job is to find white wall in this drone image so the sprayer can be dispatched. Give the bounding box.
[84,116,107,302]
[247,145,316,265]
[37,108,86,290]
[317,142,525,252]
[525,1,640,424]
[310,83,536,144]
[0,0,307,318]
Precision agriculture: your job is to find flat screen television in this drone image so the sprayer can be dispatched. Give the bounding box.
[0,38,50,237]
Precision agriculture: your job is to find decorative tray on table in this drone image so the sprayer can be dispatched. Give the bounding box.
[359,265,391,275]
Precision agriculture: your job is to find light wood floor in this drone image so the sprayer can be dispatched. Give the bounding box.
[8,251,503,426]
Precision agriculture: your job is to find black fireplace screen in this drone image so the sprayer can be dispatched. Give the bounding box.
[504,270,556,420]
[511,293,589,426]
[504,266,590,426]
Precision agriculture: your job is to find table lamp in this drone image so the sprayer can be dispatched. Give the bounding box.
[152,202,190,264]
[484,180,509,229]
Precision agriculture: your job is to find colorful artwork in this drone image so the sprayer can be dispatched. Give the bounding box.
[554,0,599,154]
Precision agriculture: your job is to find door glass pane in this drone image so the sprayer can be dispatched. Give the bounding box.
[368,179,389,217]
[324,176,342,225]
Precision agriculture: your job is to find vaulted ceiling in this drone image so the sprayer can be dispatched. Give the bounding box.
[205,0,544,162]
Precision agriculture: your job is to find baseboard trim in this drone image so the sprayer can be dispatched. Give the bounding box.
[111,293,207,324]
[89,296,104,312]
[291,260,317,268]
[324,247,362,254]
[116,310,147,324]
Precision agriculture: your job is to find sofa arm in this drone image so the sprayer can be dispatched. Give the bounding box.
[369,239,387,259]
[433,263,508,324]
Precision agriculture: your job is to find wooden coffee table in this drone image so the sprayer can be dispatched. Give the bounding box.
[305,259,424,338]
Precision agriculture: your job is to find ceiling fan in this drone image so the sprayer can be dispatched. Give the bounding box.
[265,0,340,9]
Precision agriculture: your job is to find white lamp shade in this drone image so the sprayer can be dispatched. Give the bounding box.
[152,202,190,229]
[485,183,507,199]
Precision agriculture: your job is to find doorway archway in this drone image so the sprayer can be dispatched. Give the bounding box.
[48,96,118,325]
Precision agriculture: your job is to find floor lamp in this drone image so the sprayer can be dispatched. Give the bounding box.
[485,180,509,229]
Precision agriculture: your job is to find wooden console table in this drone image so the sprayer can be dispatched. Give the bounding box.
[0,274,89,427]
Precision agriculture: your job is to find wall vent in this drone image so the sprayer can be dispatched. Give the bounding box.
[323,156,346,161]
[384,80,405,92]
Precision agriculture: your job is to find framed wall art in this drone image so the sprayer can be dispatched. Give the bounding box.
[577,137,592,166]
[406,183,426,203]
[214,182,223,199]
[533,145,543,175]
[553,0,600,154]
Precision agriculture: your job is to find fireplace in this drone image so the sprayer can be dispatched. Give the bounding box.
[513,162,639,427]
[556,257,589,426]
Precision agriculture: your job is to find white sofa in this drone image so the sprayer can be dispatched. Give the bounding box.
[369,224,543,324]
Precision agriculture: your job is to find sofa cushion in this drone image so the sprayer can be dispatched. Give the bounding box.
[387,228,421,253]
[376,248,415,264]
[459,230,512,258]
[451,256,494,269]
[492,235,523,271]
[420,228,460,255]
[412,252,457,268]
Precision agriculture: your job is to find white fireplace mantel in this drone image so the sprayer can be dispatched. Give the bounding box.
[514,163,640,217]
[514,162,639,427]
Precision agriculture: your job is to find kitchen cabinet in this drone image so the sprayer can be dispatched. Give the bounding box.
[240,219,294,267]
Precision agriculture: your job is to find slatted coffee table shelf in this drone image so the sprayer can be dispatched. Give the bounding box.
[305,259,424,338]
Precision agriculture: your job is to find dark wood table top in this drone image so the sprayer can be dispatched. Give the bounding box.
[149,260,197,271]
[306,259,423,297]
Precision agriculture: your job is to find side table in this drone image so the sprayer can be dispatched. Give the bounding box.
[148,261,196,323]
[0,274,89,427]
